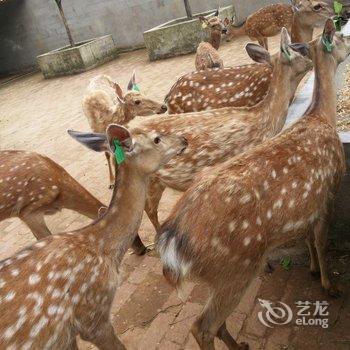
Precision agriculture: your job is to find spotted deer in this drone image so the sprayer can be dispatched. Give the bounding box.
[166,1,331,115]
[195,15,229,70]
[0,150,103,240]
[83,72,167,188]
[127,29,312,253]
[157,19,349,349]
[227,1,332,50]
[0,124,187,350]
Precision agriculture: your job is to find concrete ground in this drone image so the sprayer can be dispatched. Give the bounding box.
[0,34,349,350]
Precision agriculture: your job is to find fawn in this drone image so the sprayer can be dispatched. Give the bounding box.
[228,1,332,50]
[0,124,187,349]
[195,15,229,70]
[83,71,167,188]
[0,150,103,240]
[157,19,349,350]
[127,29,312,253]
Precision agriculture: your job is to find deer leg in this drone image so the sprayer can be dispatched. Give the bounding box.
[82,321,126,350]
[105,152,115,189]
[130,179,165,255]
[305,234,320,278]
[191,289,249,350]
[313,218,341,297]
[21,212,51,240]
[145,178,166,234]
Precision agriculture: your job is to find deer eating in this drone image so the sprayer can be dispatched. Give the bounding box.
[0,124,187,350]
[127,29,312,253]
[157,19,349,350]
[0,150,103,240]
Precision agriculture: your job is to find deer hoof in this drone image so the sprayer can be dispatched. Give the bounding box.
[327,286,343,299]
[239,342,249,350]
[265,262,274,274]
[310,270,321,279]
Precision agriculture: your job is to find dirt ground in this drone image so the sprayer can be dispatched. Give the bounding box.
[0,33,349,350]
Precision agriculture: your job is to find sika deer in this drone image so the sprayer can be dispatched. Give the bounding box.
[0,150,103,240]
[227,1,332,50]
[0,124,187,350]
[127,29,312,252]
[83,72,167,188]
[157,19,349,349]
[195,15,229,70]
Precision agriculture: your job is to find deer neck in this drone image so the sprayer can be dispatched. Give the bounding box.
[92,163,148,264]
[210,30,221,50]
[307,49,337,126]
[228,24,246,39]
[291,14,313,43]
[258,59,295,134]
[114,103,132,124]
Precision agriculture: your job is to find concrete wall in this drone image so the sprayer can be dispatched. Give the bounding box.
[0,0,232,74]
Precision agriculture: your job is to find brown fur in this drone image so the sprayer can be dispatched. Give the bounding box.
[228,1,332,50]
[0,125,187,349]
[0,150,103,240]
[83,74,167,188]
[129,30,312,239]
[166,63,273,114]
[195,16,227,70]
[157,21,349,349]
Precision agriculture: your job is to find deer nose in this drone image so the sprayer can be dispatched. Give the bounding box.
[161,104,167,112]
[222,28,228,34]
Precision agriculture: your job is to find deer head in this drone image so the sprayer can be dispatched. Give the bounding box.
[310,17,350,66]
[292,0,334,26]
[110,71,167,117]
[199,15,228,35]
[68,125,187,175]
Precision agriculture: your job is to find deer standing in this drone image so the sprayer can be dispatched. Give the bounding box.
[83,72,167,188]
[0,150,103,240]
[166,1,332,114]
[0,124,187,349]
[127,29,312,253]
[157,20,349,350]
[227,1,332,50]
[195,15,229,70]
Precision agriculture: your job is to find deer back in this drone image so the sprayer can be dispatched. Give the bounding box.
[166,63,273,114]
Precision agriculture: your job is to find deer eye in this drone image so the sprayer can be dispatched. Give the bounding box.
[313,4,322,10]
[154,136,161,144]
[135,100,141,105]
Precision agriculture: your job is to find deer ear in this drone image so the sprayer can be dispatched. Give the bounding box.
[67,130,108,152]
[127,70,136,91]
[112,82,124,102]
[322,18,336,52]
[289,42,310,57]
[245,43,271,64]
[280,27,292,50]
[106,124,133,153]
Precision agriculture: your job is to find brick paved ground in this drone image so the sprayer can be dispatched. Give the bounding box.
[0,33,349,350]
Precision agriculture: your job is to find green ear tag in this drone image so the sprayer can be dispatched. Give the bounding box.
[322,37,334,53]
[132,83,140,92]
[281,46,292,62]
[334,0,343,15]
[113,139,125,165]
